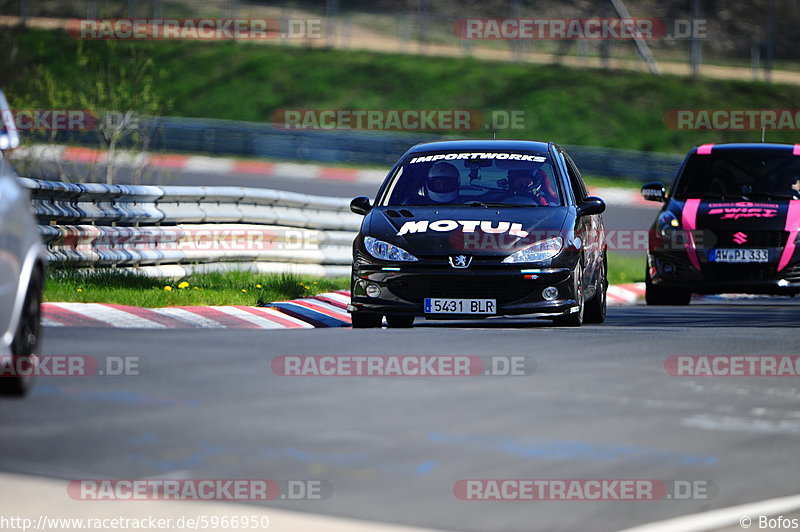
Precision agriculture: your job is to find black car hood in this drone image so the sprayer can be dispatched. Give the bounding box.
[364,205,570,257]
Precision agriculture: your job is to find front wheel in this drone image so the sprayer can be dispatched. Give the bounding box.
[1,271,43,397]
[553,262,584,327]
[584,257,607,324]
[350,311,382,328]
[645,269,691,306]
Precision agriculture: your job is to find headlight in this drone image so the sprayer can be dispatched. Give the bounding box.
[364,236,418,262]
[502,236,563,264]
[658,211,680,237]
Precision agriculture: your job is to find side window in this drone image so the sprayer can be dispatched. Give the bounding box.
[563,153,588,201]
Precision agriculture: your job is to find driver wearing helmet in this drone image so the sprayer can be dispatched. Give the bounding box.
[507,168,557,206]
[787,173,800,199]
[425,162,461,203]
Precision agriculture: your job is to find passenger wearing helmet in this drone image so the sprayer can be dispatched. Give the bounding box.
[425,162,461,203]
[784,173,800,199]
[507,168,557,206]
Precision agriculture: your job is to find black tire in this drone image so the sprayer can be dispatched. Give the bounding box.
[350,311,382,328]
[645,269,691,306]
[553,262,584,327]
[386,315,414,328]
[1,270,42,397]
[584,257,607,324]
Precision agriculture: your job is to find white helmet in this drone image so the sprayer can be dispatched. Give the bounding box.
[425,162,460,203]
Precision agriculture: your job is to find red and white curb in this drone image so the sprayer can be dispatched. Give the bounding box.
[42,291,352,329]
[607,282,646,305]
[17,145,654,207]
[43,286,644,329]
[17,144,388,184]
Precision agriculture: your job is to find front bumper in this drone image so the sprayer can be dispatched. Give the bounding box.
[350,263,580,319]
[649,249,800,295]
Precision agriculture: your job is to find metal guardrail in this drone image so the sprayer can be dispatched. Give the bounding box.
[20,177,359,277]
[48,116,686,182]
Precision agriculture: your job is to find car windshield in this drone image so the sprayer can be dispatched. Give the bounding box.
[378,150,563,207]
[673,149,800,200]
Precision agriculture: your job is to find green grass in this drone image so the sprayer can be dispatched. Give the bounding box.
[583,174,645,191]
[45,269,348,307]
[607,252,646,285]
[44,255,643,308]
[5,27,800,155]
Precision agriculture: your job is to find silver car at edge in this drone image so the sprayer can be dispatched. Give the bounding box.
[0,89,46,396]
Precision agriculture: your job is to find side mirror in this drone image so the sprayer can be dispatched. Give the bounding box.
[350,196,372,216]
[641,182,666,202]
[578,196,605,216]
[0,90,20,151]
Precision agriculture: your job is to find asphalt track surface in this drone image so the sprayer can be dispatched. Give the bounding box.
[2,300,800,531]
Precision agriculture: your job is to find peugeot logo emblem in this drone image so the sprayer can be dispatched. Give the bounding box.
[449,255,472,268]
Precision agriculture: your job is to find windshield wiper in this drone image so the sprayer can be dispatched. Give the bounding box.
[465,201,524,208]
[689,193,748,201]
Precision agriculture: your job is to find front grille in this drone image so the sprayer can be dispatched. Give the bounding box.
[387,276,534,304]
[701,263,777,282]
[781,263,800,282]
[709,230,788,249]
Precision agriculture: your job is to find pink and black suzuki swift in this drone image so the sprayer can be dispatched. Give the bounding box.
[642,142,800,305]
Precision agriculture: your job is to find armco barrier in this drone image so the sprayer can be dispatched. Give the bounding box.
[21,178,359,276]
[46,116,685,182]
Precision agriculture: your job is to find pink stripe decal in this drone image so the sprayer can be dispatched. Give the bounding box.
[794,144,800,156]
[696,143,715,155]
[681,199,702,271]
[778,201,800,271]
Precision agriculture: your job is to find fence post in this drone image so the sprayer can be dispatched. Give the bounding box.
[764,0,774,82]
[689,0,702,75]
[20,0,29,25]
[325,0,338,46]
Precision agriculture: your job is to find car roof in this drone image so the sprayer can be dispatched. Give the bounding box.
[406,139,552,154]
[691,142,798,154]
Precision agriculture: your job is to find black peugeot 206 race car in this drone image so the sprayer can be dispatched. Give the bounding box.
[347,140,608,328]
[643,142,800,305]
